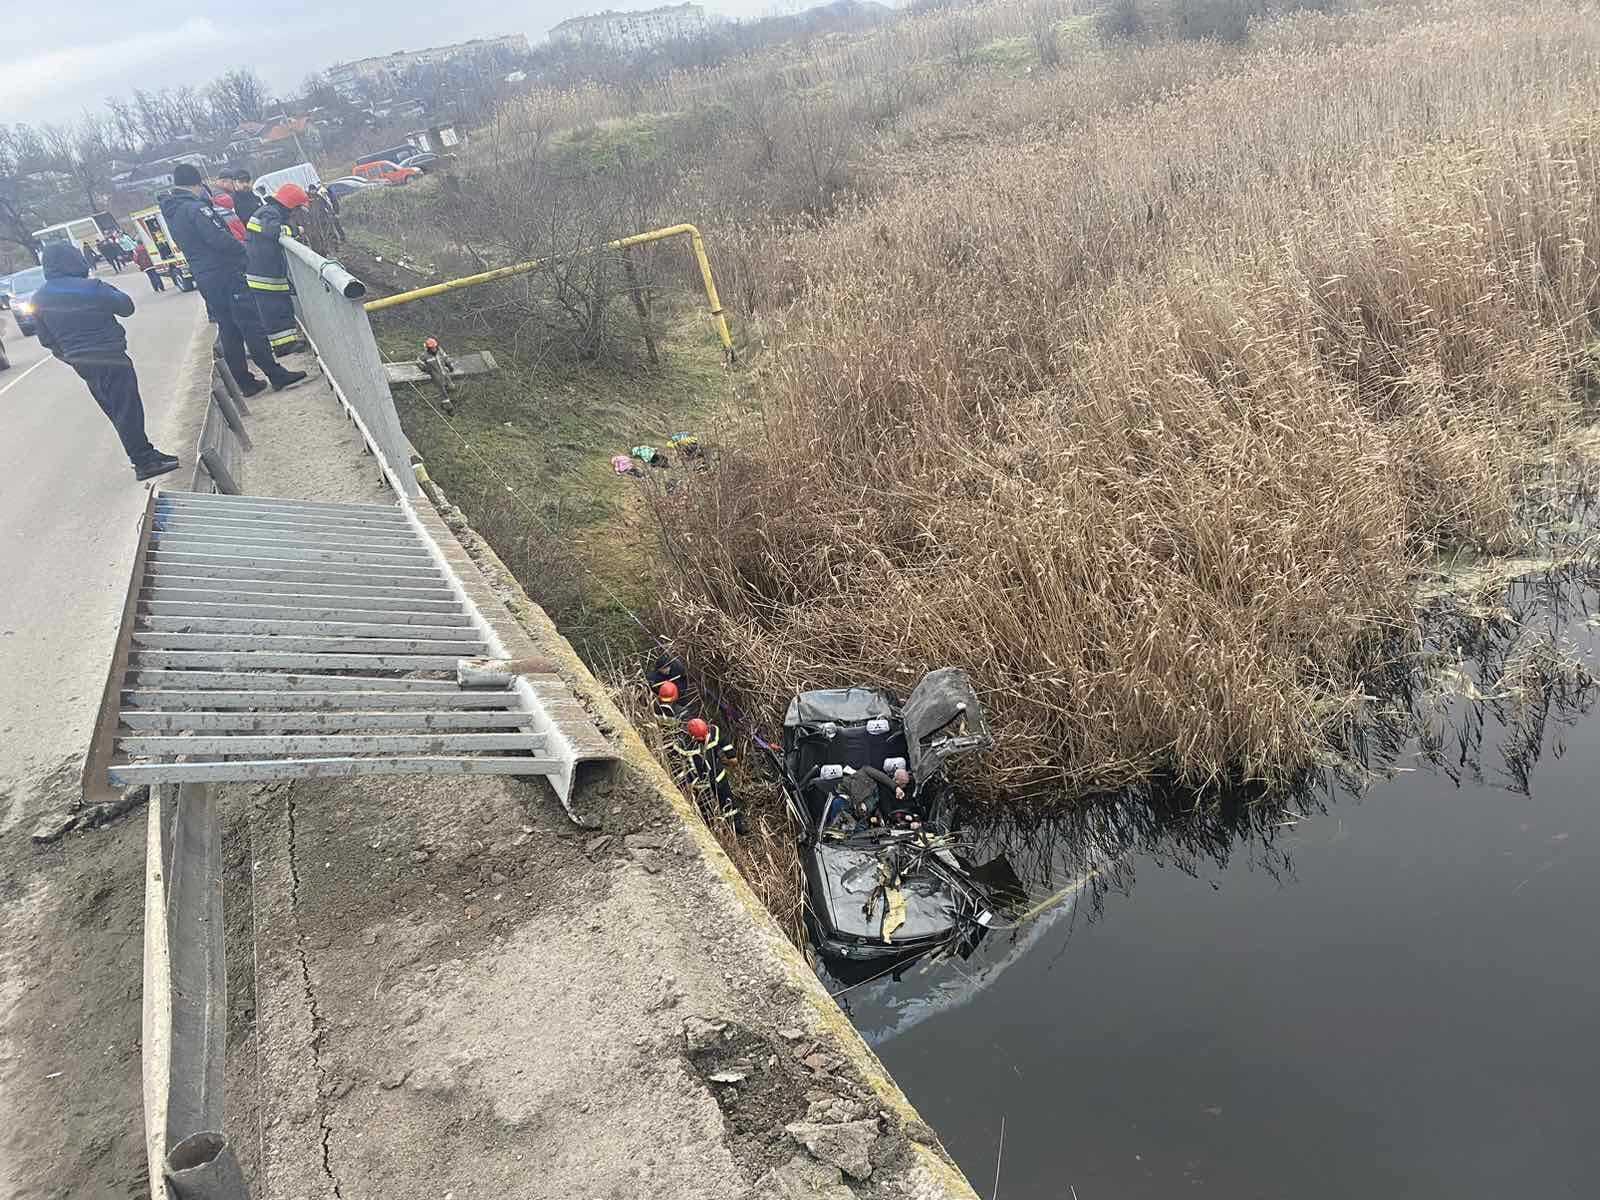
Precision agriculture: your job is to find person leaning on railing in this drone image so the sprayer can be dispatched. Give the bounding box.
[159,163,304,397]
[244,184,309,356]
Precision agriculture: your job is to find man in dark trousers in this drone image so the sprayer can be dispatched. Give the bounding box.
[30,243,179,480]
[160,164,304,397]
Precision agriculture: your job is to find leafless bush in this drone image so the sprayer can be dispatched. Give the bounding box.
[1031,0,1067,67]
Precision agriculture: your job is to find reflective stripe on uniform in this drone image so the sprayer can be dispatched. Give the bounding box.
[246,274,291,291]
[246,219,265,233]
[267,328,299,347]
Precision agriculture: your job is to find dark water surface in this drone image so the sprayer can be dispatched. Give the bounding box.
[841,578,1600,1199]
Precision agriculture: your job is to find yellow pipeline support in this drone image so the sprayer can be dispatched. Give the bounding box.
[363,222,735,361]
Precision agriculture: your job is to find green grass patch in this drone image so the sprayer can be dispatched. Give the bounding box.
[975,35,1036,71]
[375,312,734,662]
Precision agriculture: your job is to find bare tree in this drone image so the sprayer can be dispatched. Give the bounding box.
[172,86,216,139]
[39,119,110,213]
[104,96,142,154]
[0,126,44,262]
[208,69,271,131]
[132,88,184,147]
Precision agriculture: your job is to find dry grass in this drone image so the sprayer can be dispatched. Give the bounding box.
[647,0,1600,804]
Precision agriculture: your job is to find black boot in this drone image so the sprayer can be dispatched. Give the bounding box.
[271,369,308,391]
[238,376,268,397]
[135,453,180,481]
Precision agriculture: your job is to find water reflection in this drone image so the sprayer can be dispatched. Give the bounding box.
[829,567,1600,1052]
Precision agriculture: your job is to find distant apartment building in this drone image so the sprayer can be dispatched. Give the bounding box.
[549,4,708,54]
[326,34,531,97]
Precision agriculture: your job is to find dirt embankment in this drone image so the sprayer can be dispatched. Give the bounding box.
[0,759,150,1200]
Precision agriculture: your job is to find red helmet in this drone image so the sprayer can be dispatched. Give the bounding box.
[656,680,679,703]
[274,182,310,210]
[685,717,711,742]
[211,192,235,210]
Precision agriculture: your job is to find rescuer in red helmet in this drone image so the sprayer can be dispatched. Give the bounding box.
[243,182,310,355]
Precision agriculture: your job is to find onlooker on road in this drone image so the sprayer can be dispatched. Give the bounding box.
[80,240,102,272]
[98,236,125,272]
[131,242,165,292]
[160,163,305,397]
[220,168,263,224]
[117,231,139,261]
[245,183,309,354]
[30,243,179,480]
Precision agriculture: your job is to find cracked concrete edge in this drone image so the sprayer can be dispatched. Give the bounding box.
[249,796,339,1200]
[419,482,981,1200]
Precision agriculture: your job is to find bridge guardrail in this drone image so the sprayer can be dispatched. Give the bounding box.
[283,237,420,498]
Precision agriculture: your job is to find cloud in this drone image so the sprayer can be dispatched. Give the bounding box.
[0,19,231,109]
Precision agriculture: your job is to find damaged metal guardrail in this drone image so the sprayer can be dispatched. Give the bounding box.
[193,342,253,496]
[282,237,420,498]
[143,782,250,1200]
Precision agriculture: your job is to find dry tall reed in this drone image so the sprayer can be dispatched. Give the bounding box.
[649,0,1600,803]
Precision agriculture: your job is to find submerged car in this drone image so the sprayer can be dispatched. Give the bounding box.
[9,266,45,336]
[778,668,997,964]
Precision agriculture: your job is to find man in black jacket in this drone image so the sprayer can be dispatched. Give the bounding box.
[159,164,304,396]
[220,169,263,224]
[31,242,179,480]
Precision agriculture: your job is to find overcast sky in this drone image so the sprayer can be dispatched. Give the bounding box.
[0,0,806,127]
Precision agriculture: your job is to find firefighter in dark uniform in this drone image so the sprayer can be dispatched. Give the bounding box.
[245,183,309,355]
[671,716,746,835]
[159,163,303,396]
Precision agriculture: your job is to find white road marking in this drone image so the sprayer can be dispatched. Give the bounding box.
[0,352,52,399]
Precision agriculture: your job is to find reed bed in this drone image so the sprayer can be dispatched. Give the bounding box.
[649,0,1600,802]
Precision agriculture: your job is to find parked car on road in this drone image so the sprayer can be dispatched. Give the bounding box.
[354,145,421,169]
[9,266,47,336]
[325,176,379,200]
[0,273,13,309]
[402,152,444,172]
[352,160,422,186]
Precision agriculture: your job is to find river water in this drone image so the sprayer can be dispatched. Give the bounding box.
[835,573,1600,1199]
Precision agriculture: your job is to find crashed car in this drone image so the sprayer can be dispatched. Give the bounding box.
[777,668,997,964]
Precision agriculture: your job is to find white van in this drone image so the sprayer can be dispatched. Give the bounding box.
[252,162,321,198]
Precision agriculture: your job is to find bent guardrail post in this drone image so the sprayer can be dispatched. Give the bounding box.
[281,236,420,498]
[143,782,248,1200]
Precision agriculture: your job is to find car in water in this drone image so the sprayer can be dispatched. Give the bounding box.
[775,668,998,965]
[9,266,46,336]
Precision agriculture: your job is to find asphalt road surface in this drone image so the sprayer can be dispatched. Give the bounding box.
[0,279,206,830]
